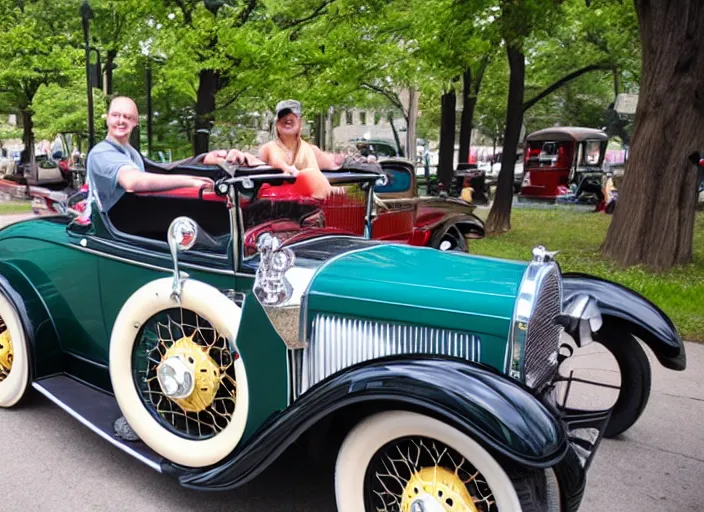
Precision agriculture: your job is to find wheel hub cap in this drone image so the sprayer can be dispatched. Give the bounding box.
[401,466,479,512]
[0,328,13,380]
[156,335,221,413]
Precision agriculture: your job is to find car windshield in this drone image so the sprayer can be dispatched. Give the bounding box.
[240,180,369,262]
[583,140,602,165]
[526,140,572,168]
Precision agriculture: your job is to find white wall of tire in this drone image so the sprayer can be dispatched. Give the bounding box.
[110,278,249,468]
[0,292,29,408]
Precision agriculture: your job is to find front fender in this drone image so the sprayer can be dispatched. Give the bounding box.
[563,273,685,371]
[176,356,567,490]
[0,262,62,378]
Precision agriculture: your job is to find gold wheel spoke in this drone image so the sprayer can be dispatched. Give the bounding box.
[133,308,239,440]
[370,438,496,512]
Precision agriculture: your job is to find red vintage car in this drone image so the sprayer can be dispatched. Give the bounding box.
[520,127,609,201]
[30,158,485,252]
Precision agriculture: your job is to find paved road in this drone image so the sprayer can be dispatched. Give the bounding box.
[1,342,703,511]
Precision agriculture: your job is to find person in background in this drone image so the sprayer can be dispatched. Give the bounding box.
[258,100,339,199]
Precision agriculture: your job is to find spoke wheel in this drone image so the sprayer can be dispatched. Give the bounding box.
[366,436,495,511]
[133,308,238,440]
[110,278,248,468]
[335,411,529,512]
[0,292,29,408]
[0,319,13,384]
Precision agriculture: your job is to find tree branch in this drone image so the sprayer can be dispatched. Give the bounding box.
[213,85,250,113]
[523,63,612,112]
[280,0,337,29]
[235,0,257,25]
[361,83,406,120]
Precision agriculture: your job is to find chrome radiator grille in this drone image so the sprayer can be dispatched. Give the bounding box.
[291,315,481,399]
[523,266,562,389]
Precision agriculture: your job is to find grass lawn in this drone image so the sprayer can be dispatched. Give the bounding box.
[0,201,32,215]
[471,207,704,342]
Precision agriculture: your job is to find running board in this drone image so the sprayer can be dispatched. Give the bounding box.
[32,375,163,473]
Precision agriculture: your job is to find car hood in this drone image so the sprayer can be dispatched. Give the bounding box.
[304,244,527,343]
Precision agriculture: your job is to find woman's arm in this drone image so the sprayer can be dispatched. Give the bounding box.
[311,145,344,170]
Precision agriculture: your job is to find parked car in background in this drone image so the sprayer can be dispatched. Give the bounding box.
[520,127,608,202]
[349,138,403,159]
[0,159,685,511]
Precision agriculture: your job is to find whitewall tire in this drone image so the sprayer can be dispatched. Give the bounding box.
[0,292,29,408]
[335,410,523,511]
[110,278,249,468]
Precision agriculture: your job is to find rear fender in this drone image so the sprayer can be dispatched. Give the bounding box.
[0,262,62,378]
[177,356,567,490]
[433,214,486,241]
[563,273,685,371]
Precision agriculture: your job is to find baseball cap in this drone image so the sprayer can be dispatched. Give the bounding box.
[275,99,302,119]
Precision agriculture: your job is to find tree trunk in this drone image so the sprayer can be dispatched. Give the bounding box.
[602,0,704,269]
[313,112,324,148]
[193,68,219,155]
[389,113,403,157]
[612,67,621,99]
[458,69,473,165]
[438,90,456,188]
[486,44,525,234]
[104,49,117,96]
[458,59,488,165]
[21,109,34,166]
[406,88,419,162]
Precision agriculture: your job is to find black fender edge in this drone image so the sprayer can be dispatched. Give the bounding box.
[174,356,567,490]
[563,272,686,371]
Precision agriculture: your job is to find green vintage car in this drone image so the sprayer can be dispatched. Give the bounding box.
[0,162,686,511]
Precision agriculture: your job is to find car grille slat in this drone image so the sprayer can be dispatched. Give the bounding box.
[292,315,481,399]
[524,266,563,389]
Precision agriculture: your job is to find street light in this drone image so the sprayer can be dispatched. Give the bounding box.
[80,0,95,150]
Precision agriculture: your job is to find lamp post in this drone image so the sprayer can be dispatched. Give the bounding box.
[80,0,95,150]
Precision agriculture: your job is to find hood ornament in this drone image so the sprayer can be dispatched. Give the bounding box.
[253,233,309,350]
[253,233,295,306]
[532,245,558,263]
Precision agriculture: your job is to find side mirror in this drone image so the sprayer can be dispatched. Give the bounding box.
[168,216,198,254]
[555,294,603,347]
[167,217,198,303]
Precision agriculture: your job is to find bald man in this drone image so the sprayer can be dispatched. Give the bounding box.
[87,96,261,212]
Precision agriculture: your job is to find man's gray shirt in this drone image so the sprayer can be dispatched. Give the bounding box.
[87,139,144,211]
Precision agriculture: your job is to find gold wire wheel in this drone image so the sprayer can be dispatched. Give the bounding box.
[157,334,222,413]
[368,438,498,511]
[401,466,479,512]
[133,308,238,440]
[0,318,13,383]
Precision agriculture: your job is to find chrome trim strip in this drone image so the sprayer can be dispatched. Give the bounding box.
[71,244,235,276]
[32,382,163,473]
